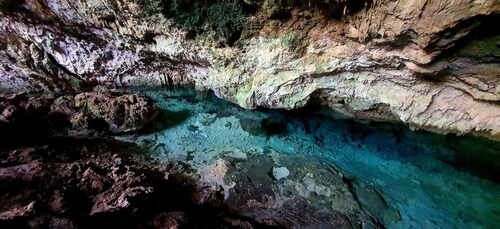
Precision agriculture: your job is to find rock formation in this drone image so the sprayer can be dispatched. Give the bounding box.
[53,92,158,133]
[0,91,158,141]
[0,0,499,140]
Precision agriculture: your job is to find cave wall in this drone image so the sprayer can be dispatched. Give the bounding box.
[0,0,499,140]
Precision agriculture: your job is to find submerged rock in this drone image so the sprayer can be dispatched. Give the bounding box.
[272,166,289,181]
[239,114,288,136]
[223,153,392,228]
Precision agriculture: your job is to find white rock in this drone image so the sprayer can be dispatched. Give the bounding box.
[272,167,290,181]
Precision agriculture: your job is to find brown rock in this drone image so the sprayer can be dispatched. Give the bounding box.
[0,101,16,123]
[74,92,158,133]
[69,111,95,131]
[50,95,77,116]
[90,186,153,215]
[0,202,36,221]
[0,162,44,182]
[152,212,187,229]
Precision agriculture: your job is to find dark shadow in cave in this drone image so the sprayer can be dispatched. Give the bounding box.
[427,13,500,64]
[134,0,373,47]
[138,109,191,135]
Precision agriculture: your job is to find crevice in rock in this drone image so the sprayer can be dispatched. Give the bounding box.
[427,13,500,64]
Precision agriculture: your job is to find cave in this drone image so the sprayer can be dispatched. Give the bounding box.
[1,0,499,228]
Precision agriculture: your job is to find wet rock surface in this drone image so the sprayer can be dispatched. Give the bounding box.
[224,153,393,228]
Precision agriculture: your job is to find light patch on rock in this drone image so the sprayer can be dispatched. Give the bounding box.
[295,173,332,198]
[198,158,235,200]
[272,167,290,181]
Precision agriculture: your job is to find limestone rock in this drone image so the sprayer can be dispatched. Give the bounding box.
[48,92,159,133]
[272,166,289,181]
[0,0,499,140]
[224,153,391,227]
[74,92,159,133]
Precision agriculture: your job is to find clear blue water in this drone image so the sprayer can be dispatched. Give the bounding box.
[125,88,500,229]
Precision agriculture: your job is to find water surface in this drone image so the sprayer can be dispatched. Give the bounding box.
[122,88,500,229]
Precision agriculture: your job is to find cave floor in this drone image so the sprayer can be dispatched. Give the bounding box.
[117,88,500,229]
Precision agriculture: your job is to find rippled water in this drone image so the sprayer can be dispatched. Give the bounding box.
[123,88,500,229]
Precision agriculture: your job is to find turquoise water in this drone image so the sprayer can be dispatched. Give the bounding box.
[124,88,500,228]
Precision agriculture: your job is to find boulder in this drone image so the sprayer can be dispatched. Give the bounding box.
[51,92,159,133]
